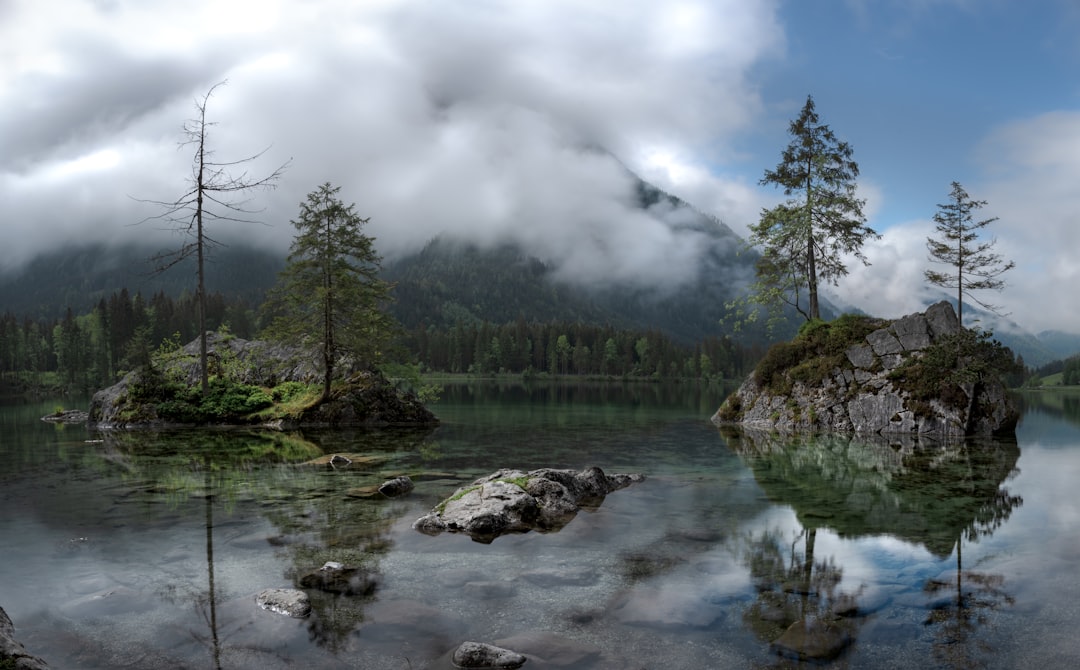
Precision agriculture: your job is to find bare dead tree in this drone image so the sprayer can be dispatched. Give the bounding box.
[137,81,289,394]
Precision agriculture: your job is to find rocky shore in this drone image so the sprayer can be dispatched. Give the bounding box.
[713,302,1019,438]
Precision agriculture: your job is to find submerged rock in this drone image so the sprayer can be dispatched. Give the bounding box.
[770,617,854,662]
[297,562,378,596]
[452,641,527,669]
[413,466,643,543]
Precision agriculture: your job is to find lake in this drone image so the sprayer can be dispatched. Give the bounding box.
[2,382,1079,669]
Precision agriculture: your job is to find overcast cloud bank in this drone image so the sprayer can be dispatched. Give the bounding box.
[1,0,1078,332]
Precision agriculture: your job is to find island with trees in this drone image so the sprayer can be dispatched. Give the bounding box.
[716,96,1020,437]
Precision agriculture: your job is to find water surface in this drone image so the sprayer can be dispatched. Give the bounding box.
[2,383,1079,669]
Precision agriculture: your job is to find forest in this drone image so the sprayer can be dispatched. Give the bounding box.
[0,287,755,395]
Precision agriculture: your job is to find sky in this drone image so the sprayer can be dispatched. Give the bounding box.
[2,0,1079,333]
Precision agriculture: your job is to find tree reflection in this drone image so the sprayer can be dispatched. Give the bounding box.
[86,428,422,661]
[742,526,860,664]
[724,428,1023,664]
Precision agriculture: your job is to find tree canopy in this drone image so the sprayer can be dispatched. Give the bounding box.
[262,183,394,400]
[749,95,878,322]
[925,181,1014,325]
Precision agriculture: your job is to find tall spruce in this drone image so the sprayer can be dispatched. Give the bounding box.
[263,183,394,400]
[925,181,1014,325]
[138,81,288,393]
[750,95,877,322]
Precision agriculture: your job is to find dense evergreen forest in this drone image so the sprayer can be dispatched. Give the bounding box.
[0,287,755,395]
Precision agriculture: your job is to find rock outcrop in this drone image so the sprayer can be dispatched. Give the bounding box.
[413,466,643,543]
[1,606,49,669]
[87,332,437,428]
[713,302,1019,438]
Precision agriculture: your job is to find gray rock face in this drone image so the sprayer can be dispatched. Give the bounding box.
[452,641,527,669]
[1,606,49,670]
[255,588,311,618]
[413,466,643,543]
[713,302,1018,438]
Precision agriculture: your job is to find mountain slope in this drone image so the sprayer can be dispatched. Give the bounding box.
[381,179,788,345]
[0,243,284,319]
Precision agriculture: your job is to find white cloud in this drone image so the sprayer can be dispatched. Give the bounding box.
[975,111,1080,333]
[826,220,940,319]
[0,0,783,288]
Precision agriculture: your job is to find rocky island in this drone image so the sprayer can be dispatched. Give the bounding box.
[712,302,1019,438]
[87,332,437,429]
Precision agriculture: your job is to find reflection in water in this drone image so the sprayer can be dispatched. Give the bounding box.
[89,428,417,660]
[724,428,1023,665]
[1017,388,1080,429]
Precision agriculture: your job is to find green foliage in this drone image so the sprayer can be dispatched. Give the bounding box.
[890,328,1019,409]
[262,183,396,398]
[380,361,442,404]
[154,377,274,423]
[754,313,885,395]
[925,182,1014,325]
[271,381,313,403]
[749,95,878,322]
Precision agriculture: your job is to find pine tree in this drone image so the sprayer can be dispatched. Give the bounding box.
[263,183,395,400]
[925,181,1014,325]
[750,95,878,321]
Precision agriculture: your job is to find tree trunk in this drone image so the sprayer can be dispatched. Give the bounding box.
[196,133,209,395]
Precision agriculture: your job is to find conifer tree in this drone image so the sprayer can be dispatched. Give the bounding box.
[749,95,878,322]
[263,183,395,400]
[925,181,1014,325]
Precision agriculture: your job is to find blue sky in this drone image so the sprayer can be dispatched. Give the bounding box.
[1,0,1078,332]
[750,0,1080,230]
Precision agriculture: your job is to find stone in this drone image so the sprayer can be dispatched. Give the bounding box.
[925,300,960,338]
[452,641,527,669]
[297,562,378,596]
[378,475,414,497]
[890,313,931,351]
[866,329,903,356]
[1,606,49,670]
[845,344,875,369]
[255,588,311,618]
[771,617,853,662]
[413,466,643,542]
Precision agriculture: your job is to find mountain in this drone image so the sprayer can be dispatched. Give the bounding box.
[380,179,793,345]
[0,171,792,349]
[0,242,284,319]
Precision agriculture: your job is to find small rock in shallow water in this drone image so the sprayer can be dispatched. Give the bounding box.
[256,588,311,618]
[771,617,853,661]
[452,641,527,668]
[378,475,414,497]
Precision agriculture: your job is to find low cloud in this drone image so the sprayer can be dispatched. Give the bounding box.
[0,0,783,291]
